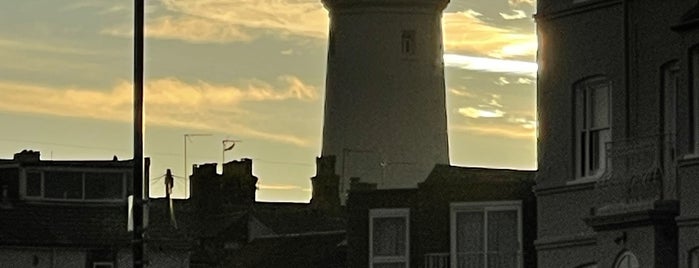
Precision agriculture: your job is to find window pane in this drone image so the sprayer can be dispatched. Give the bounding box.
[590,83,609,128]
[487,210,519,268]
[373,263,406,268]
[590,131,599,172]
[26,172,41,197]
[44,171,82,199]
[373,217,406,257]
[456,212,484,268]
[85,173,123,199]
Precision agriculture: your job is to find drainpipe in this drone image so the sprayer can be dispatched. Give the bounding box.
[623,0,631,138]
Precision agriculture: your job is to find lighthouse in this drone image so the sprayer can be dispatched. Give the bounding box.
[320,0,450,201]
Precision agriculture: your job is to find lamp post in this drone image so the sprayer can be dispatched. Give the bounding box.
[132,0,144,266]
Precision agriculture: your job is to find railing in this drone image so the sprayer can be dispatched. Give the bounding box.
[594,134,676,214]
[424,253,449,268]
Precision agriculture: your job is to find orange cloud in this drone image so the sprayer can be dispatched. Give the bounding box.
[105,0,329,43]
[442,10,536,58]
[101,1,536,60]
[451,123,535,140]
[0,76,318,146]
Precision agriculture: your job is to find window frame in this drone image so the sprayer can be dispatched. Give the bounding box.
[20,168,127,202]
[449,200,523,268]
[369,208,410,268]
[574,77,612,181]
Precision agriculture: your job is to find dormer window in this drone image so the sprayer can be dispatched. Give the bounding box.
[22,169,127,202]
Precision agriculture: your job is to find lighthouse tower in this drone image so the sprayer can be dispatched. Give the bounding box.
[321,0,450,201]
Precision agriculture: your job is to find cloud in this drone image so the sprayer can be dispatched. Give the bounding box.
[495,77,510,86]
[102,15,255,43]
[508,0,535,7]
[449,88,476,97]
[499,10,527,20]
[444,54,537,76]
[458,107,506,118]
[281,49,294,55]
[0,39,99,56]
[516,77,535,85]
[103,0,330,43]
[442,9,536,58]
[0,76,318,146]
[101,1,536,61]
[257,183,309,191]
[451,123,534,139]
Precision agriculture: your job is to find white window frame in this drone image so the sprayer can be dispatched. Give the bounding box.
[20,168,127,202]
[574,78,612,181]
[369,208,410,268]
[450,201,522,268]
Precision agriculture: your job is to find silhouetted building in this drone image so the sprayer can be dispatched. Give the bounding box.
[183,157,346,267]
[320,0,451,202]
[0,151,346,267]
[346,165,536,268]
[535,1,699,267]
[0,150,190,267]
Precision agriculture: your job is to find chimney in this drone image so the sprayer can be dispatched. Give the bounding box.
[13,150,40,162]
[189,163,222,209]
[222,159,257,205]
[310,156,340,214]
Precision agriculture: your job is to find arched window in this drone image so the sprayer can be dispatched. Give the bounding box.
[614,251,639,268]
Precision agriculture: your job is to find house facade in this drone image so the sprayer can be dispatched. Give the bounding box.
[535,1,699,267]
[346,165,536,268]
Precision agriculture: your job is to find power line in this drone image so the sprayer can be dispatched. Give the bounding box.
[0,137,181,157]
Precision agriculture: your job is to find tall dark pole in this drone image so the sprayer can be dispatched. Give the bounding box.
[132,0,145,267]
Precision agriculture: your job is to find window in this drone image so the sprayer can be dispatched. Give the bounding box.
[613,251,639,268]
[369,208,410,268]
[22,169,126,201]
[26,171,42,197]
[575,78,611,178]
[401,30,415,56]
[450,201,521,268]
[691,47,699,154]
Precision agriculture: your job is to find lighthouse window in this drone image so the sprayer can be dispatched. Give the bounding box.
[401,30,415,56]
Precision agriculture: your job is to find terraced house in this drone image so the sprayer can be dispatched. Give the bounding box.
[535,0,699,267]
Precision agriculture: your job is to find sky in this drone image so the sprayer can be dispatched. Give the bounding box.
[0,0,537,202]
